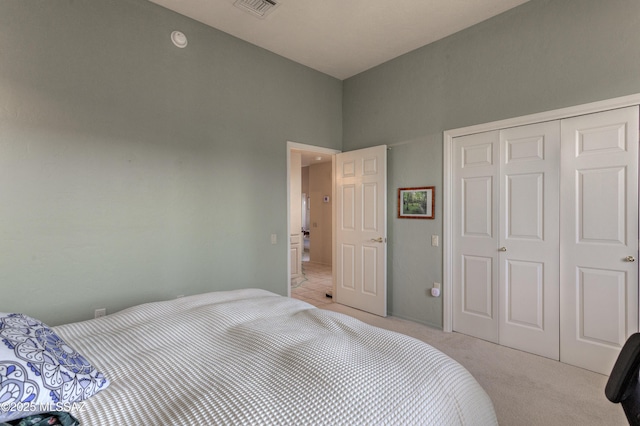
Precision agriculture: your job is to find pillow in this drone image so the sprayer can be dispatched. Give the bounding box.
[0,313,109,422]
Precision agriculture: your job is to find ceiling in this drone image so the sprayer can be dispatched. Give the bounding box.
[149,0,529,80]
[292,149,331,167]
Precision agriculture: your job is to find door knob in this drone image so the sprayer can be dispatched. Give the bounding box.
[499,247,507,252]
[370,237,384,243]
[626,256,636,262]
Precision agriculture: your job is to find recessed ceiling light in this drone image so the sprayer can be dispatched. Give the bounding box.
[171,31,188,48]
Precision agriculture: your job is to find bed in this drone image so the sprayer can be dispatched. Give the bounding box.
[1,289,497,425]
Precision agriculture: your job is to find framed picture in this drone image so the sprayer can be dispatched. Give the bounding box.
[398,187,435,219]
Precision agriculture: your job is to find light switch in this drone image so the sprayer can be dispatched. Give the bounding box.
[270,234,277,245]
[431,235,439,247]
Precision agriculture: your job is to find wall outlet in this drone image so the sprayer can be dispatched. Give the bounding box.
[433,282,441,289]
[94,308,106,318]
[270,233,277,244]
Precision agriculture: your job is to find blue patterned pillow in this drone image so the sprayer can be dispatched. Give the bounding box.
[0,313,109,422]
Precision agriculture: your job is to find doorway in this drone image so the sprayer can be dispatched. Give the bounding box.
[287,142,338,305]
[287,142,389,316]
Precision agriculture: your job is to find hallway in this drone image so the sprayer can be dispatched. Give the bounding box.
[291,262,333,308]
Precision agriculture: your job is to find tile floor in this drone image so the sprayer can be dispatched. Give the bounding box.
[291,261,333,307]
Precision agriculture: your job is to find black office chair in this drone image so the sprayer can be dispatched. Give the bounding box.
[606,333,640,425]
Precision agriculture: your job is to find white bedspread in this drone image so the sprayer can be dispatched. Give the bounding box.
[54,289,497,425]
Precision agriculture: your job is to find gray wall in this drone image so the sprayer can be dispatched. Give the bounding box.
[343,0,640,327]
[5,0,640,329]
[0,0,342,325]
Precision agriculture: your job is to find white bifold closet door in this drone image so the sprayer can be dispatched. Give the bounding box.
[498,122,561,360]
[453,121,561,360]
[453,106,638,374]
[560,107,638,373]
[452,130,500,344]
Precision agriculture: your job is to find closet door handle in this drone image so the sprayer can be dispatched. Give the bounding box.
[499,247,507,252]
[370,237,384,243]
[626,256,636,262]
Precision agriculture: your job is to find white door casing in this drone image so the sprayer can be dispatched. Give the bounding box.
[560,106,639,374]
[498,122,560,360]
[290,151,303,280]
[336,145,387,317]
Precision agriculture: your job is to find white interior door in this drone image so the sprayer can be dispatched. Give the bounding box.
[452,131,500,342]
[560,106,639,374]
[336,145,387,316]
[498,122,560,360]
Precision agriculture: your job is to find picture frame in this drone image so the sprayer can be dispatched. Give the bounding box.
[398,186,435,219]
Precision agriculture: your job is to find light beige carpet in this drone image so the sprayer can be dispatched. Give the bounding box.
[321,303,627,426]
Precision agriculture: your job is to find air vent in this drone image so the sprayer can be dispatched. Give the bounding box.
[233,0,280,18]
